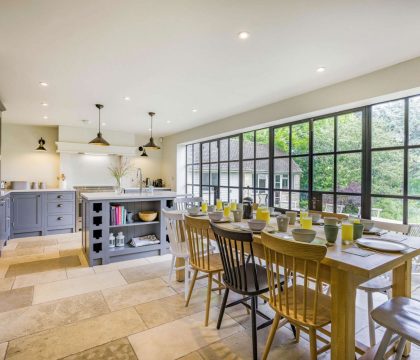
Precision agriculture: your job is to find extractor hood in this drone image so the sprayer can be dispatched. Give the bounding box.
[55,141,138,156]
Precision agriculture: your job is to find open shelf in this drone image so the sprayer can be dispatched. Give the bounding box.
[108,243,161,256]
[109,221,159,228]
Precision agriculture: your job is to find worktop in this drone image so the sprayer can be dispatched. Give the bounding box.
[0,188,75,197]
[81,191,177,201]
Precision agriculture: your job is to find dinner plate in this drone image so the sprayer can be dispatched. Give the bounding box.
[212,218,232,223]
[355,238,409,253]
[187,212,206,217]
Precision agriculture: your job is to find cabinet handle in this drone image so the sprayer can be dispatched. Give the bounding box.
[57,204,63,207]
[57,195,63,199]
[57,217,63,220]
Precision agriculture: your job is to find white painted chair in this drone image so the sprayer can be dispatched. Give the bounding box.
[174,196,202,211]
[162,209,190,299]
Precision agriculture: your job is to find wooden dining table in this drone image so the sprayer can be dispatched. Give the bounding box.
[177,214,420,359]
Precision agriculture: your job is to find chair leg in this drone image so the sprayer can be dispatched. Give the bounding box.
[375,329,393,360]
[394,336,407,360]
[168,254,176,283]
[217,288,229,329]
[309,328,317,360]
[251,296,258,360]
[217,272,222,295]
[262,312,281,360]
[367,291,376,347]
[295,326,300,343]
[205,273,213,326]
[183,258,190,301]
[185,269,198,307]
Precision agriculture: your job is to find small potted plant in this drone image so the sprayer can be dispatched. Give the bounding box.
[109,159,131,194]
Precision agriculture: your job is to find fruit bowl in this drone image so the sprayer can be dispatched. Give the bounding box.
[138,211,158,222]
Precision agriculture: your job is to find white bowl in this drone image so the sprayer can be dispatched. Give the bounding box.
[208,211,223,222]
[292,228,316,243]
[311,213,321,222]
[248,220,266,232]
[187,206,200,215]
[361,219,374,231]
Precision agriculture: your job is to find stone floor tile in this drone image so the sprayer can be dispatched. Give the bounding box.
[0,286,33,313]
[102,278,176,311]
[0,278,14,292]
[145,253,173,263]
[0,291,109,342]
[119,261,171,284]
[0,343,7,360]
[16,239,57,249]
[6,308,146,360]
[12,269,67,289]
[66,266,95,279]
[33,270,126,304]
[177,351,204,360]
[93,258,149,274]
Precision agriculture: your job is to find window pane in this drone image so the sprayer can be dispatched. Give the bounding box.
[186,145,193,164]
[193,186,200,197]
[313,117,334,153]
[408,148,420,196]
[210,164,218,186]
[229,188,239,203]
[371,197,403,223]
[229,162,239,187]
[220,139,228,161]
[243,131,254,159]
[210,141,218,162]
[186,165,192,184]
[337,195,361,216]
[202,187,210,203]
[291,122,309,155]
[273,158,289,189]
[371,100,405,148]
[202,143,209,163]
[220,187,229,202]
[193,143,200,163]
[193,165,200,185]
[256,129,269,158]
[256,160,269,189]
[274,191,289,209]
[337,153,362,193]
[229,136,239,160]
[187,185,192,195]
[408,199,420,224]
[220,163,228,186]
[313,155,334,192]
[292,156,308,191]
[256,189,269,206]
[371,150,404,195]
[322,194,334,213]
[337,111,363,151]
[201,164,209,186]
[291,192,308,211]
[274,126,289,156]
[409,96,420,145]
[243,160,254,188]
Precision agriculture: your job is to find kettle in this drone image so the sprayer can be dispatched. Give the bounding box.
[243,201,253,219]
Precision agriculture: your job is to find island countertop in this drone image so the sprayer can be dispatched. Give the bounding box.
[81,190,178,201]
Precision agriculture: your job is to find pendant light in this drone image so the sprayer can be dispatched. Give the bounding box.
[138,146,148,157]
[89,104,110,146]
[143,112,160,150]
[35,137,47,151]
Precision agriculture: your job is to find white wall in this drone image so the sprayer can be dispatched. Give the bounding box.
[1,123,60,187]
[162,57,420,191]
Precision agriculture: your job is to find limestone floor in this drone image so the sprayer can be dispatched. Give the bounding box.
[0,232,419,359]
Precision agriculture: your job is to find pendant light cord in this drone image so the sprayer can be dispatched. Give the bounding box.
[98,107,101,133]
[150,113,153,138]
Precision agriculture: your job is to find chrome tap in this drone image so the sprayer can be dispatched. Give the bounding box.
[136,168,143,192]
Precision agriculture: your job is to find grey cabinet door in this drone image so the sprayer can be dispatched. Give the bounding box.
[12,194,42,232]
[0,199,5,245]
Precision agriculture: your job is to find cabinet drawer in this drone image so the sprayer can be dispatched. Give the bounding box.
[47,192,74,202]
[47,201,74,214]
[47,214,74,228]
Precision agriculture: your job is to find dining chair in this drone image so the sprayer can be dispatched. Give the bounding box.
[360,297,420,360]
[210,223,282,360]
[184,215,224,326]
[174,196,202,211]
[162,209,190,299]
[261,231,331,360]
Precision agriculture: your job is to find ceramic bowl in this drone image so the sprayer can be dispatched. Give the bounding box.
[138,211,158,222]
[324,217,339,226]
[187,206,200,215]
[292,228,316,243]
[311,213,321,222]
[208,211,223,222]
[248,219,266,232]
[361,219,374,231]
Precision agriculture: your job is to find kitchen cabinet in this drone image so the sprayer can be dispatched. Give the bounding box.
[0,195,10,253]
[11,193,42,235]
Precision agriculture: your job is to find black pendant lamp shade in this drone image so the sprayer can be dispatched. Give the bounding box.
[89,104,110,146]
[35,137,47,151]
[138,146,148,157]
[143,112,160,150]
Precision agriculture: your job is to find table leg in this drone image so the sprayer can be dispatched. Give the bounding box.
[175,257,185,282]
[392,260,412,356]
[330,268,356,360]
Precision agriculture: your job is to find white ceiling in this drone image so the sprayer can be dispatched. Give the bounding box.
[1,0,420,137]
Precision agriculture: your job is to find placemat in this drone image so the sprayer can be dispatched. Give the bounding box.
[342,246,375,257]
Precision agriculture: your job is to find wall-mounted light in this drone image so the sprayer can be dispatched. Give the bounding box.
[35,137,47,151]
[138,146,148,157]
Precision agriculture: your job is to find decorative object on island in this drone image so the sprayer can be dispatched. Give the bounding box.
[89,104,110,146]
[116,232,125,247]
[110,204,128,225]
[109,233,115,248]
[143,112,160,150]
[129,234,159,247]
[35,137,47,151]
[108,159,131,194]
[138,146,148,157]
[138,210,158,222]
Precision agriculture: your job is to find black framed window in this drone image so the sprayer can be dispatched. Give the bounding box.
[186,143,200,197]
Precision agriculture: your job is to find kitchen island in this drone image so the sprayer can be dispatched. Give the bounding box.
[81,191,177,266]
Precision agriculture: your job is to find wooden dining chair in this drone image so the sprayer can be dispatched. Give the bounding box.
[174,196,202,211]
[210,223,282,360]
[261,232,330,360]
[162,209,190,299]
[184,215,224,326]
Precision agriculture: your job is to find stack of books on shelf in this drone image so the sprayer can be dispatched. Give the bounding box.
[110,205,127,225]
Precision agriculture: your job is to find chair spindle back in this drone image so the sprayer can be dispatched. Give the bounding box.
[162,209,186,256]
[185,216,212,271]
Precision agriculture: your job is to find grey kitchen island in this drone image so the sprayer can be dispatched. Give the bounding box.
[81,191,177,266]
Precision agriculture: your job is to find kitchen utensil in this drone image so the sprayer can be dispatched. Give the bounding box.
[276,215,289,232]
[324,225,339,243]
[138,211,158,222]
[292,228,316,243]
[324,217,339,226]
[285,211,297,225]
[243,201,253,219]
[187,206,200,215]
[356,238,409,253]
[361,219,374,231]
[208,211,224,222]
[248,219,266,232]
[353,223,364,240]
[311,213,321,222]
[232,210,243,222]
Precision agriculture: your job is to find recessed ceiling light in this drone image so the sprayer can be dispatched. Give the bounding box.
[316,67,326,73]
[43,115,48,120]
[192,109,198,113]
[148,128,152,131]
[166,120,171,124]
[124,96,131,101]
[102,122,106,126]
[39,82,48,87]
[238,31,250,40]
[41,102,48,106]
